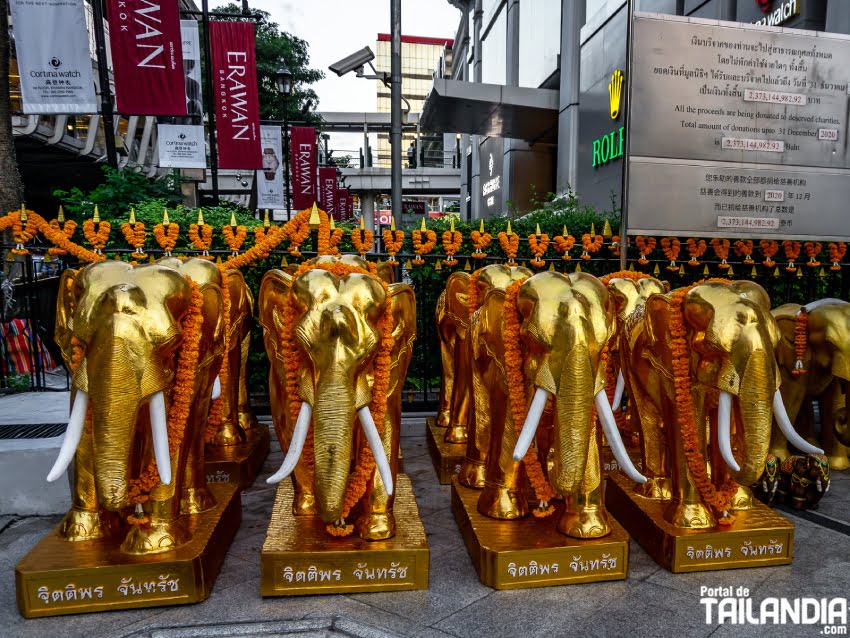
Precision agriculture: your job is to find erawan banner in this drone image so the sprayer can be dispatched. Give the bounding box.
[290,126,317,210]
[209,20,262,169]
[180,20,203,117]
[107,0,186,116]
[257,125,285,210]
[10,0,98,114]
[318,167,337,218]
[336,188,350,221]
[157,124,206,168]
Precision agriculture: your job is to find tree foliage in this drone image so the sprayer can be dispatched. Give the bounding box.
[213,4,323,123]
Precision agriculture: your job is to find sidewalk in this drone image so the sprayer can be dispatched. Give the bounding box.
[0,407,847,637]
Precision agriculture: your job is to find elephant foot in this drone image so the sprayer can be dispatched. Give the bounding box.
[458,460,486,489]
[730,486,755,511]
[238,410,258,432]
[208,421,247,447]
[292,491,317,516]
[435,411,450,428]
[557,507,611,539]
[477,483,528,519]
[355,511,396,541]
[180,486,217,515]
[444,424,467,444]
[121,519,190,555]
[634,477,672,500]
[58,507,118,542]
[826,454,849,472]
[664,500,715,529]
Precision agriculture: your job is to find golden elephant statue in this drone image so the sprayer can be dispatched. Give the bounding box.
[622,280,821,529]
[47,259,226,554]
[259,255,415,540]
[435,271,471,442]
[457,264,531,489]
[478,272,645,538]
[771,299,850,470]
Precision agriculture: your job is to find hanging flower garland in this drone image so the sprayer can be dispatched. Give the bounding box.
[467,268,483,315]
[553,228,575,261]
[686,238,707,266]
[48,218,77,256]
[328,224,344,255]
[222,222,248,256]
[528,230,550,268]
[221,225,285,270]
[188,219,213,259]
[829,242,846,271]
[36,211,104,263]
[783,240,801,272]
[710,238,731,270]
[581,233,604,261]
[734,240,755,265]
[127,278,205,521]
[11,208,37,255]
[82,215,111,254]
[660,237,681,271]
[498,229,520,265]
[669,282,738,525]
[609,235,622,258]
[442,228,462,267]
[635,236,656,266]
[253,225,267,244]
[803,242,822,268]
[382,229,405,265]
[793,309,808,375]
[471,226,492,259]
[503,278,556,517]
[759,240,779,269]
[412,226,437,265]
[154,213,180,256]
[121,213,147,261]
[351,227,375,256]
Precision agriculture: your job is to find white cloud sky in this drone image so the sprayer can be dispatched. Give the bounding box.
[248,0,460,152]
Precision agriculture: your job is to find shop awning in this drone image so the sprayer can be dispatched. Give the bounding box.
[420,78,559,143]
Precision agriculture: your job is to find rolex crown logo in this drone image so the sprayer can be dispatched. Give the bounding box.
[608,69,624,120]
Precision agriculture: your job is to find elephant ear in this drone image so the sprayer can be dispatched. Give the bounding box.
[388,283,417,376]
[606,278,636,319]
[772,303,800,359]
[258,269,294,363]
[477,288,506,362]
[644,293,672,350]
[228,267,255,316]
[570,272,612,349]
[446,272,471,331]
[55,268,79,368]
[376,262,395,285]
[198,282,226,365]
[732,280,772,311]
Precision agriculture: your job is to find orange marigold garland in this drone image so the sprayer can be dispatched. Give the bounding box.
[710,238,731,269]
[48,218,77,256]
[503,279,557,516]
[760,240,779,269]
[382,228,405,265]
[11,207,37,255]
[154,213,180,256]
[660,238,681,271]
[471,222,492,259]
[328,223,344,255]
[783,240,801,272]
[412,225,437,265]
[669,284,738,525]
[829,242,846,271]
[498,226,520,264]
[734,240,755,265]
[635,236,656,266]
[553,227,575,261]
[793,309,808,375]
[221,225,285,270]
[82,216,110,254]
[468,268,483,315]
[188,213,213,258]
[352,227,375,256]
[222,216,248,256]
[121,212,147,261]
[581,233,604,261]
[803,242,822,268]
[127,278,205,520]
[528,227,550,268]
[685,238,707,266]
[442,226,462,267]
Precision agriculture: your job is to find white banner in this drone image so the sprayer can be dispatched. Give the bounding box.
[11,0,98,114]
[257,126,285,210]
[180,20,203,117]
[157,124,206,169]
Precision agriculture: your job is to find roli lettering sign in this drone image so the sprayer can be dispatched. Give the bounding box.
[591,70,626,168]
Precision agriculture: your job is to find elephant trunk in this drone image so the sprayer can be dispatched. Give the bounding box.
[729,350,773,486]
[312,371,356,523]
[551,346,594,495]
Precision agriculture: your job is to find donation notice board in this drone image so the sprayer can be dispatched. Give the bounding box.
[626,13,850,241]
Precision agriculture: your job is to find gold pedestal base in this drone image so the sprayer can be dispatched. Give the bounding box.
[605,472,794,573]
[16,483,241,618]
[260,474,429,596]
[426,416,437,428]
[451,478,629,589]
[427,420,466,484]
[600,445,643,479]
[204,425,270,488]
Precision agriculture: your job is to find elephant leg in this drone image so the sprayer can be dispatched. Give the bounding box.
[478,391,529,519]
[237,331,258,432]
[59,411,119,542]
[458,357,489,488]
[770,383,805,461]
[269,374,316,515]
[629,374,671,500]
[436,322,455,428]
[181,387,217,515]
[211,345,247,446]
[445,336,471,444]
[355,403,399,540]
[821,381,850,471]
[558,426,611,538]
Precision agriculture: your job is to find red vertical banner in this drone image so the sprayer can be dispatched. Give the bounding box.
[336,188,350,221]
[209,21,262,169]
[290,126,317,209]
[319,167,337,218]
[107,1,186,115]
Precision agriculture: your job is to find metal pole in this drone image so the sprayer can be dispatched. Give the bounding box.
[619,0,635,271]
[390,0,402,228]
[91,0,118,169]
[201,0,220,204]
[283,106,291,217]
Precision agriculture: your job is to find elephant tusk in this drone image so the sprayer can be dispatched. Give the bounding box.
[718,391,740,473]
[771,482,778,493]
[773,390,824,455]
[358,406,394,497]
[266,402,312,484]
[762,479,767,492]
[211,375,222,400]
[512,387,550,462]
[611,371,625,412]
[46,389,90,482]
[595,389,647,484]
[816,479,823,493]
[149,392,172,486]
[824,480,830,493]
